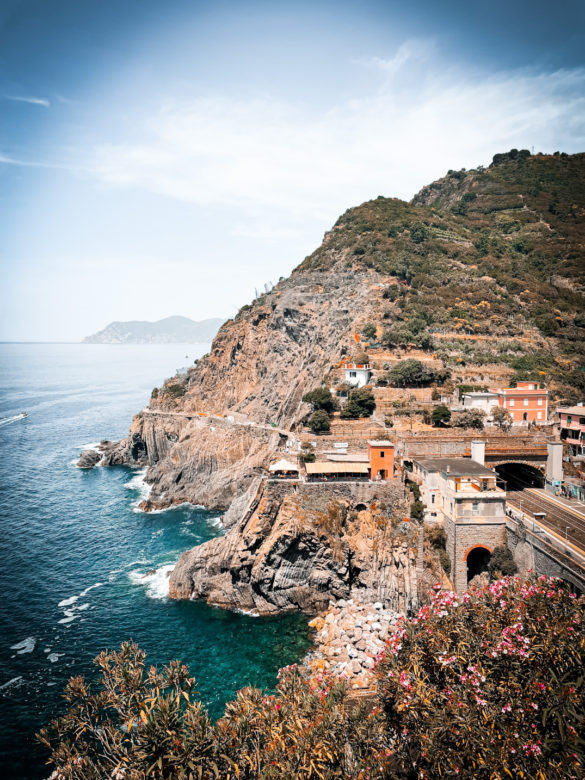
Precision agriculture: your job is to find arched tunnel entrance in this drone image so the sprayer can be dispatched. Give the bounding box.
[466,546,492,584]
[495,462,545,491]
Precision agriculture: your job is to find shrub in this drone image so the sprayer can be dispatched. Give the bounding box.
[302,387,337,414]
[426,524,447,549]
[340,387,376,419]
[431,404,451,426]
[362,323,377,340]
[375,577,584,779]
[488,545,518,577]
[39,643,383,780]
[151,387,159,399]
[308,410,331,433]
[438,548,451,575]
[410,499,425,521]
[166,383,186,398]
[388,359,435,388]
[453,409,486,429]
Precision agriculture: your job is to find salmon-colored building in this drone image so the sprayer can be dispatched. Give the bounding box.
[490,381,548,425]
[367,440,394,480]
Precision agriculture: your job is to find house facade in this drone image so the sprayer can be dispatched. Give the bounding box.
[461,391,500,419]
[558,404,585,455]
[367,440,394,480]
[344,363,373,388]
[490,381,548,425]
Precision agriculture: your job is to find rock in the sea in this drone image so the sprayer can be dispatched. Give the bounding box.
[77,449,101,469]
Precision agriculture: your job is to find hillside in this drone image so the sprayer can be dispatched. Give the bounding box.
[95,151,584,515]
[83,315,224,344]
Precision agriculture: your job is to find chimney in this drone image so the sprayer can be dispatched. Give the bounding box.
[471,440,486,466]
[446,464,450,473]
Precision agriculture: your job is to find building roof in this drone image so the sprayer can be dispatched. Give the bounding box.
[491,387,548,395]
[414,458,496,477]
[558,406,585,416]
[326,452,369,462]
[367,440,393,447]
[305,461,370,475]
[462,391,499,398]
[269,458,299,472]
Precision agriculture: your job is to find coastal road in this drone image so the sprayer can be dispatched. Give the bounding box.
[506,487,585,555]
[141,407,293,438]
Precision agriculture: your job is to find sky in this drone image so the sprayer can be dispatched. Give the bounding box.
[1,0,584,341]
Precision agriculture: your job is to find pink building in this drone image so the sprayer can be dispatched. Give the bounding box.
[558,404,585,455]
[489,381,548,426]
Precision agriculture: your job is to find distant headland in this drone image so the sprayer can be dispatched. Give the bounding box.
[82,315,225,344]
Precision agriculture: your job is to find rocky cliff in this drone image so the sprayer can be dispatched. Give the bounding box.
[169,481,416,616]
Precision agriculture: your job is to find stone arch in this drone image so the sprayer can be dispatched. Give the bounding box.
[465,545,492,583]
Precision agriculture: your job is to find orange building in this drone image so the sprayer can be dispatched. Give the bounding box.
[367,440,394,480]
[490,381,548,425]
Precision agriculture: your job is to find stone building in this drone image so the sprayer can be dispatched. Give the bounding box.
[412,448,506,593]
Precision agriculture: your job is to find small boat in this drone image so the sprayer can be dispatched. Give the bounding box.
[20,412,28,418]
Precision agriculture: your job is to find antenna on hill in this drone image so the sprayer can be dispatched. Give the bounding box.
[531,145,534,155]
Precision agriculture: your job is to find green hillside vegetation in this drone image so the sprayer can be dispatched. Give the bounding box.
[299,151,585,399]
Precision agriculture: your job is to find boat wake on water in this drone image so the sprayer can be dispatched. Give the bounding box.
[0,412,28,428]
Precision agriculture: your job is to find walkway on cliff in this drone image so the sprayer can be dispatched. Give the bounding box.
[141,407,293,439]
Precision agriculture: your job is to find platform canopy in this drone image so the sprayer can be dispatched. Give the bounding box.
[269,458,299,473]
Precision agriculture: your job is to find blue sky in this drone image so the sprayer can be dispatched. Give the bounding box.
[1,0,584,341]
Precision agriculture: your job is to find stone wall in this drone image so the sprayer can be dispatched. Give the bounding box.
[264,478,408,511]
[446,517,507,593]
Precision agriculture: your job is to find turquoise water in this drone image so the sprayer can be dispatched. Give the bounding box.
[0,343,310,779]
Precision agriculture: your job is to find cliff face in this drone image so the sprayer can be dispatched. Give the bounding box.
[169,481,416,616]
[98,265,386,510]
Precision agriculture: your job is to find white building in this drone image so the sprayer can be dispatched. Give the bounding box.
[461,391,500,419]
[344,363,373,388]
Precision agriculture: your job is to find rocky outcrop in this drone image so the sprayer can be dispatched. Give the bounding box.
[169,481,417,616]
[77,449,101,469]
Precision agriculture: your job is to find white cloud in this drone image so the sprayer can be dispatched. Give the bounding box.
[5,95,50,107]
[88,57,585,231]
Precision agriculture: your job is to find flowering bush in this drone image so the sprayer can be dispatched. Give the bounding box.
[38,645,384,779]
[375,576,584,779]
[40,577,584,779]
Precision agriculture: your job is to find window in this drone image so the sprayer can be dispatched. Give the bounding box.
[528,384,533,390]
[567,416,572,424]
[538,398,543,406]
[472,502,479,514]
[537,411,542,420]
[509,399,515,407]
[524,398,528,406]
[581,418,585,425]
[431,494,436,504]
[349,371,356,378]
[380,451,385,458]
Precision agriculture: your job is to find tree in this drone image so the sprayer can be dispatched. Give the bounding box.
[454,409,486,430]
[492,405,513,431]
[308,410,331,433]
[431,404,451,427]
[340,387,376,419]
[388,359,434,388]
[376,577,584,779]
[302,387,336,414]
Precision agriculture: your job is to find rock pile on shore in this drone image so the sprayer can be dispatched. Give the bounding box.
[306,598,400,689]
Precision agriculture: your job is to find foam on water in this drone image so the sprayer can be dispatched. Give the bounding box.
[47,653,64,664]
[57,582,102,608]
[0,414,27,428]
[129,564,175,600]
[125,468,153,510]
[0,677,23,691]
[10,638,36,655]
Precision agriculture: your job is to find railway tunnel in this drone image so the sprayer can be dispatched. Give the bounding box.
[495,462,545,490]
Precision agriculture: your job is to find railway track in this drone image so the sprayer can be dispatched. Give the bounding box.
[506,486,585,553]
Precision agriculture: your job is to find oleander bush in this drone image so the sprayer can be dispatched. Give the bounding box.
[40,580,584,780]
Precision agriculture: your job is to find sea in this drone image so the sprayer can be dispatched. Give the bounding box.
[0,343,311,779]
